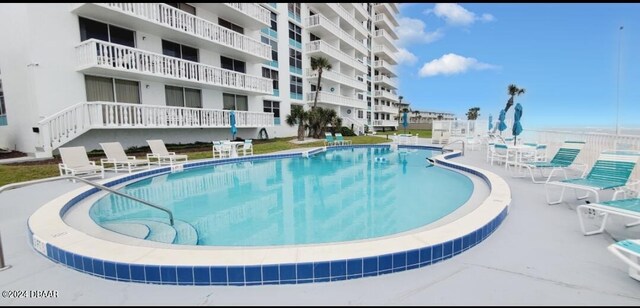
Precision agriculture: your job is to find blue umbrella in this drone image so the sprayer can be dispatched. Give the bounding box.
[497,109,507,135]
[230,111,237,140]
[402,111,408,134]
[512,103,523,145]
[488,114,494,132]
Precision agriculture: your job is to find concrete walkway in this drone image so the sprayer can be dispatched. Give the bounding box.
[1,141,639,305]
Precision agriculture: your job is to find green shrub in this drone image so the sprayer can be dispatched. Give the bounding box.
[339,126,356,136]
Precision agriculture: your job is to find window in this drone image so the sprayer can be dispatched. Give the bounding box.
[290,76,302,99]
[221,56,246,73]
[263,100,280,125]
[162,40,198,62]
[218,18,244,34]
[269,11,277,32]
[288,3,301,21]
[79,17,135,48]
[0,77,6,126]
[288,22,301,44]
[262,67,279,94]
[165,85,201,108]
[261,36,278,62]
[165,3,196,15]
[289,48,302,74]
[85,75,140,104]
[223,93,248,111]
[358,110,364,118]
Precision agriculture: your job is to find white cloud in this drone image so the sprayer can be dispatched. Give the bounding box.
[429,3,495,26]
[418,53,498,77]
[396,48,418,65]
[396,17,444,47]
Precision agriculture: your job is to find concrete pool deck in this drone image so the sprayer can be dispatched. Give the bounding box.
[1,139,640,305]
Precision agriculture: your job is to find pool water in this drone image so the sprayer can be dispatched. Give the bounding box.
[89,147,473,246]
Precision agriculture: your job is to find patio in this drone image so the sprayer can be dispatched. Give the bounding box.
[0,139,639,305]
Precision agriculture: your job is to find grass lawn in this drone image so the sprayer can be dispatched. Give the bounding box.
[0,136,390,186]
[374,129,433,138]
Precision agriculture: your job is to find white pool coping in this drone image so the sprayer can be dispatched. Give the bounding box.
[28,147,511,268]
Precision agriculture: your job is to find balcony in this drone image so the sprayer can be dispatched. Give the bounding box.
[341,3,368,21]
[306,41,367,73]
[304,15,368,55]
[308,3,368,37]
[373,45,398,65]
[374,30,398,52]
[373,119,398,127]
[373,60,397,77]
[72,3,271,62]
[305,69,366,91]
[76,39,273,95]
[374,13,399,33]
[374,104,398,114]
[306,92,365,108]
[198,3,270,29]
[373,75,398,89]
[374,3,397,21]
[374,90,399,102]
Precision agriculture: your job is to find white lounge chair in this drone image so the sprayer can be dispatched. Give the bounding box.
[146,139,188,166]
[545,150,640,205]
[576,198,640,236]
[58,146,104,179]
[608,239,640,281]
[241,139,254,156]
[212,141,231,159]
[99,142,151,173]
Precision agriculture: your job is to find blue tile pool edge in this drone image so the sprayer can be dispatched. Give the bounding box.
[31,146,509,286]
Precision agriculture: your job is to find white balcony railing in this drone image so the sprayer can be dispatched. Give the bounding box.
[373,119,397,127]
[224,3,271,26]
[306,92,364,108]
[373,45,398,65]
[327,3,368,36]
[304,15,367,55]
[305,69,366,91]
[95,3,271,60]
[374,30,399,52]
[76,39,272,95]
[374,104,397,113]
[37,101,274,152]
[306,41,367,73]
[373,60,397,77]
[374,13,399,29]
[374,90,399,102]
[373,75,398,89]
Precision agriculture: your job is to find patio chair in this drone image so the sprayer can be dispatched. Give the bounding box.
[607,239,640,281]
[517,141,587,183]
[545,150,640,205]
[577,198,640,236]
[99,142,151,173]
[324,133,336,146]
[146,139,188,166]
[241,139,254,156]
[489,143,510,167]
[212,141,230,159]
[58,146,104,180]
[335,133,352,145]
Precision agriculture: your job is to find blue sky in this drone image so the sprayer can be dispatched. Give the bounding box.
[396,3,640,130]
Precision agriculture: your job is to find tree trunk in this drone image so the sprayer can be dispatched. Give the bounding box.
[313,68,322,110]
[297,122,305,141]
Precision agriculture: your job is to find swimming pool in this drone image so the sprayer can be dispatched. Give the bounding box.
[89,147,473,246]
[28,145,511,285]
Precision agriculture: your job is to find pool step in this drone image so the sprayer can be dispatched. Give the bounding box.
[101,218,198,245]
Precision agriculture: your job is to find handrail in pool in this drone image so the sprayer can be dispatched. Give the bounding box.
[0,175,175,271]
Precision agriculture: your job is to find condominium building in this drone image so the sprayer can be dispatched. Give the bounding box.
[0,3,400,157]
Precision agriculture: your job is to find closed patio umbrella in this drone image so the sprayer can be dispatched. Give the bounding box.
[488,114,494,132]
[512,103,523,145]
[230,110,237,140]
[498,109,507,136]
[402,111,408,134]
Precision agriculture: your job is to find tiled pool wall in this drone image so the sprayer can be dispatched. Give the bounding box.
[32,145,509,286]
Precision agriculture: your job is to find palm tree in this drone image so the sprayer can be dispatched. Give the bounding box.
[285,105,308,141]
[310,57,332,110]
[466,107,480,120]
[506,84,526,112]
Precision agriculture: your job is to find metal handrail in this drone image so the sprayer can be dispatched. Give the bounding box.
[0,175,174,271]
[442,140,465,156]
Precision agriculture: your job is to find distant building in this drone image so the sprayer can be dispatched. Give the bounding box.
[409,110,456,123]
